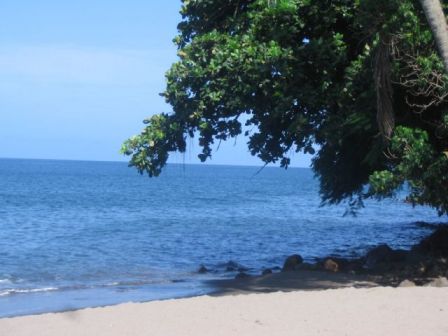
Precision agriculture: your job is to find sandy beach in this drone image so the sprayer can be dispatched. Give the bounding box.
[1,286,448,336]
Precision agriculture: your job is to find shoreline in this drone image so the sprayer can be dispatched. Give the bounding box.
[1,265,442,321]
[1,286,447,336]
[0,270,374,319]
[2,224,447,319]
[0,278,213,319]
[2,228,448,335]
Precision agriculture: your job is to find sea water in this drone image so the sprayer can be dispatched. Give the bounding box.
[0,159,443,317]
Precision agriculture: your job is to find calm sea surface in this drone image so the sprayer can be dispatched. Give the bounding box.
[0,159,443,317]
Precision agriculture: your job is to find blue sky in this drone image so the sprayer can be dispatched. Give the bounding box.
[0,0,311,167]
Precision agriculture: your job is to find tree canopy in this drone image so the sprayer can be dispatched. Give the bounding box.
[122,0,448,215]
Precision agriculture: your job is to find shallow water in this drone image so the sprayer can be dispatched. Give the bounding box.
[0,159,443,317]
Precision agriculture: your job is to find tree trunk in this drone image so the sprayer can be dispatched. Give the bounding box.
[375,36,394,140]
[419,0,448,73]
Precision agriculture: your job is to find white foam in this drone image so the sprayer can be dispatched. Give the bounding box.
[0,287,58,297]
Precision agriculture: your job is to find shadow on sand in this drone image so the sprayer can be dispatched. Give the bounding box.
[207,270,378,296]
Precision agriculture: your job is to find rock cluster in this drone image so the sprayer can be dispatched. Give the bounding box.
[282,254,304,271]
[197,226,448,284]
[279,226,448,286]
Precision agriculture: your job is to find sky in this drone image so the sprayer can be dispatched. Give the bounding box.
[0,0,311,167]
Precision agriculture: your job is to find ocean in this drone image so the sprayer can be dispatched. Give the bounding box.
[0,158,442,317]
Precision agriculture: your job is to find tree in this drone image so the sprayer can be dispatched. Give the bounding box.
[419,0,448,73]
[122,0,448,215]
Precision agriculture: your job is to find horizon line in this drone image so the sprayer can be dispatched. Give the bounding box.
[0,156,312,169]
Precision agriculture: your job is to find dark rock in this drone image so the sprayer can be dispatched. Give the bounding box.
[223,261,248,272]
[422,258,448,278]
[197,265,208,274]
[282,254,303,272]
[417,262,428,275]
[366,244,393,261]
[225,261,239,272]
[415,226,448,257]
[390,249,409,263]
[262,269,273,276]
[323,258,339,272]
[316,257,364,274]
[295,262,316,271]
[365,244,396,269]
[235,272,250,279]
[344,259,365,274]
[414,222,440,229]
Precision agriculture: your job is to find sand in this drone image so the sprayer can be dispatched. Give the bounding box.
[1,287,448,336]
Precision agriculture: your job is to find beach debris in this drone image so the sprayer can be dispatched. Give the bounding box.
[398,279,416,287]
[323,259,339,273]
[282,254,303,272]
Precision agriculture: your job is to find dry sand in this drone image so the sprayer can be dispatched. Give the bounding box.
[1,287,448,336]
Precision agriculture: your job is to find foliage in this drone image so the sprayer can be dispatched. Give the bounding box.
[122,0,448,214]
